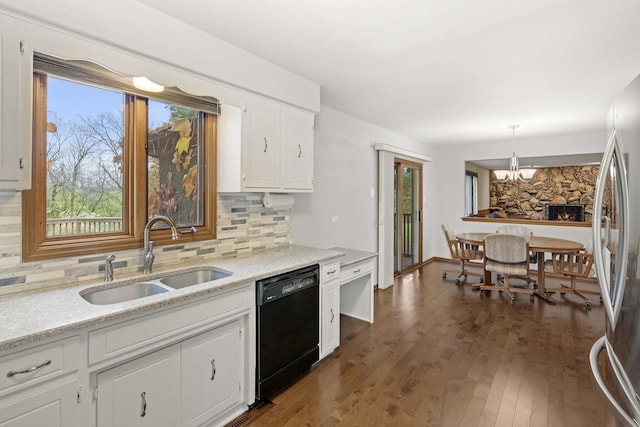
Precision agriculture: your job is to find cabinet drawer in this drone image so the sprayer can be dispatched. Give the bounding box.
[89,285,251,365]
[0,336,80,395]
[339,259,374,284]
[320,262,340,283]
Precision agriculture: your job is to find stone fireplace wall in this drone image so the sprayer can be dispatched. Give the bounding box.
[489,166,600,221]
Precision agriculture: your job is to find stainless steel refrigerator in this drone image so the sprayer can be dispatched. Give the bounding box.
[590,73,640,426]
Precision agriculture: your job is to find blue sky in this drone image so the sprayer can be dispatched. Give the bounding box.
[48,77,170,126]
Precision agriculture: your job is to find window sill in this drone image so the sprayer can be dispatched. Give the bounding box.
[461,216,591,228]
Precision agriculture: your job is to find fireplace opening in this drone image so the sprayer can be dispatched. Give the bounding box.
[545,204,585,222]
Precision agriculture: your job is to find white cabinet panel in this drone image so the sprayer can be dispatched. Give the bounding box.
[321,281,340,359]
[244,99,281,189]
[0,14,32,190]
[282,108,314,190]
[181,320,242,427]
[0,379,78,427]
[96,344,181,427]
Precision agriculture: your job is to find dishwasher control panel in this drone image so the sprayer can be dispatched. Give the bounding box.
[257,264,319,305]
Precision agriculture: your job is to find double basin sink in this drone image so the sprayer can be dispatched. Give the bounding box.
[80,267,232,305]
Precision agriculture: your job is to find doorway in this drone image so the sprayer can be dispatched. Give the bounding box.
[394,159,422,274]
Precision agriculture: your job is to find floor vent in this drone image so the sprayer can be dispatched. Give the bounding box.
[224,400,272,427]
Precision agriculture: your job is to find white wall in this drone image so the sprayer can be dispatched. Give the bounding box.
[433,130,608,257]
[291,106,435,258]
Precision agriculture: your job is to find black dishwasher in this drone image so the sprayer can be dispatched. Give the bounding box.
[256,264,319,401]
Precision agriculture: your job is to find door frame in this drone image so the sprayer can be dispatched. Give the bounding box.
[375,143,431,289]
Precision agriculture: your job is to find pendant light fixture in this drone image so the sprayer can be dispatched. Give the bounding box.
[507,124,520,181]
[494,124,536,182]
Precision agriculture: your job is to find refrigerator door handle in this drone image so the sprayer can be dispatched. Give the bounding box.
[593,129,630,329]
[590,336,640,427]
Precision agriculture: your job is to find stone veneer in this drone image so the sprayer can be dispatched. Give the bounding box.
[489,166,600,221]
[0,192,291,296]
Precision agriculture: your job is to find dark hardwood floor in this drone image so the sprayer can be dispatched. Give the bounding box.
[240,261,615,426]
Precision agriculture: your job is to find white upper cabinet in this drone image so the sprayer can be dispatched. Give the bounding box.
[0,14,32,191]
[282,108,314,191]
[244,98,282,189]
[218,96,315,193]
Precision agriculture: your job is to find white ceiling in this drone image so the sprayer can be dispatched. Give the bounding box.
[139,0,640,145]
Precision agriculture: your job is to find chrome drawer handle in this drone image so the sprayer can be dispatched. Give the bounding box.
[326,269,336,275]
[6,359,51,377]
[210,359,216,381]
[330,308,335,323]
[264,137,268,153]
[298,144,302,158]
[141,392,147,417]
[353,268,361,274]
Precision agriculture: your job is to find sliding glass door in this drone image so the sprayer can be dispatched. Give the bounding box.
[394,159,423,274]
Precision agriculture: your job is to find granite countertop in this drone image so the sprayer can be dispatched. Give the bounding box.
[329,247,377,268]
[0,245,344,352]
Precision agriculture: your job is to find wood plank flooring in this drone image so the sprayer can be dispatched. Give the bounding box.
[239,261,615,426]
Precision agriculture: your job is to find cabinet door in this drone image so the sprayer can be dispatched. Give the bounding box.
[321,281,340,358]
[0,14,32,190]
[244,99,281,189]
[181,320,242,427]
[96,344,181,427]
[282,109,314,190]
[0,379,78,427]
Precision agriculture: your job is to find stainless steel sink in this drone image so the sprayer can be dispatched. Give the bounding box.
[80,282,170,305]
[159,267,232,289]
[80,266,232,305]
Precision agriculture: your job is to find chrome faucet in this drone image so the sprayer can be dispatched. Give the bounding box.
[104,254,116,282]
[143,215,179,274]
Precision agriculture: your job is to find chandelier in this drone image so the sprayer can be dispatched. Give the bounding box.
[494,124,536,182]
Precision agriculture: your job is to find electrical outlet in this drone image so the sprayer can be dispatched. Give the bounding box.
[331,216,339,223]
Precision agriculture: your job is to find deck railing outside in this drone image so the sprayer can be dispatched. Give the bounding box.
[403,213,413,256]
[46,217,123,237]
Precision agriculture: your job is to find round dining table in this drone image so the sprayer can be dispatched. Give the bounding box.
[456,232,584,303]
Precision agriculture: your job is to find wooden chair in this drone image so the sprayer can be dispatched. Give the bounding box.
[544,250,598,309]
[441,224,483,285]
[478,234,535,304]
[496,225,537,286]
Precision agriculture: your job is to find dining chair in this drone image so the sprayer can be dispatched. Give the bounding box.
[441,224,483,285]
[496,225,537,286]
[544,247,599,309]
[478,233,535,304]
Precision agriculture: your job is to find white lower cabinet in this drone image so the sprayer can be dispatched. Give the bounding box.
[96,319,243,427]
[181,321,241,427]
[0,379,78,427]
[320,262,340,359]
[0,336,80,427]
[96,344,181,427]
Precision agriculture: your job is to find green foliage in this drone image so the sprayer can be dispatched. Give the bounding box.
[169,105,197,120]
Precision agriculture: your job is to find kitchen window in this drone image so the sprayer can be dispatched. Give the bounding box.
[22,53,218,261]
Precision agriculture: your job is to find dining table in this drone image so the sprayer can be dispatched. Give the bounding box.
[456,232,584,304]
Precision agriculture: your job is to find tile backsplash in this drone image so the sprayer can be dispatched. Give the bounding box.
[0,192,291,296]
